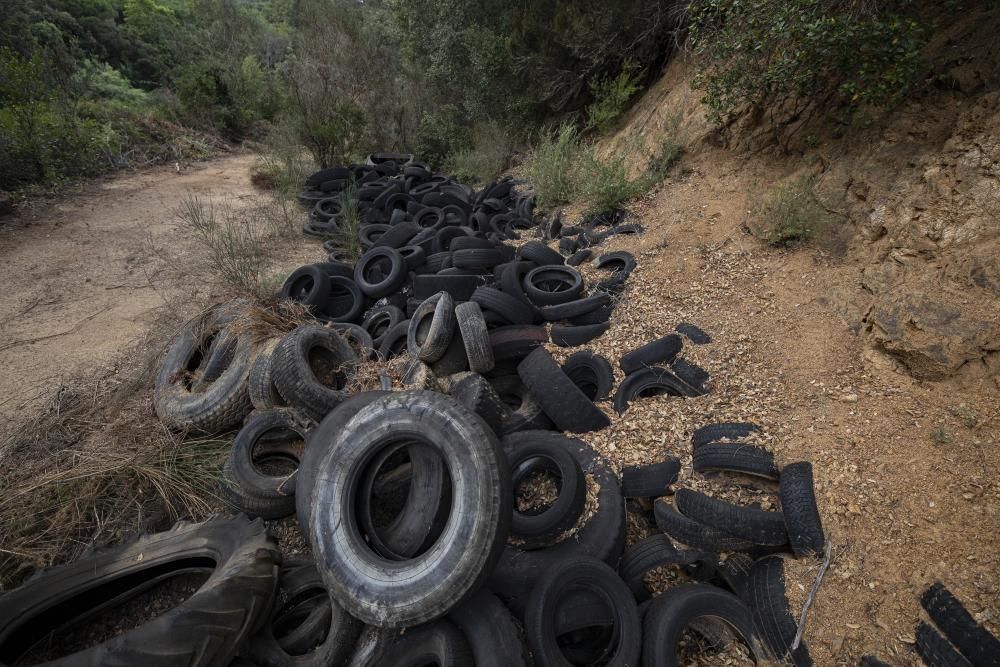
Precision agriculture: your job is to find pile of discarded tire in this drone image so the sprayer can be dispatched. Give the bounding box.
[3,155,975,666]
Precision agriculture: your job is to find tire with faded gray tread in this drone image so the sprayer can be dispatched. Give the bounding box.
[249,339,287,411]
[455,301,494,373]
[271,324,357,421]
[154,305,253,433]
[0,517,279,667]
[407,292,456,363]
[779,462,825,556]
[675,488,788,547]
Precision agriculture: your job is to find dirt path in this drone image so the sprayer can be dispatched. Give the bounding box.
[0,153,280,428]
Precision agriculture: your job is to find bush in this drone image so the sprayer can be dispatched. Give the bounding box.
[414,105,471,168]
[576,147,646,215]
[687,0,926,122]
[586,61,643,133]
[446,122,514,185]
[523,123,584,209]
[752,174,834,245]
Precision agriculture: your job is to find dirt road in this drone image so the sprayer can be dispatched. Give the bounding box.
[0,153,289,428]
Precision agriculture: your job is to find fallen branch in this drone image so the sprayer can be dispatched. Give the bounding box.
[0,307,111,353]
[792,539,833,650]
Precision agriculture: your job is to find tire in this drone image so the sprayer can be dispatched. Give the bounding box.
[518,240,564,266]
[412,274,480,301]
[472,286,536,326]
[228,408,308,500]
[619,334,683,374]
[310,391,512,627]
[652,500,756,552]
[373,220,420,249]
[154,305,253,433]
[517,346,610,433]
[448,372,511,434]
[508,435,586,548]
[693,443,779,480]
[676,489,788,547]
[676,322,711,344]
[916,622,975,667]
[671,357,710,394]
[452,248,503,270]
[522,266,584,306]
[539,293,611,322]
[449,590,527,667]
[244,561,361,667]
[331,322,376,360]
[281,265,332,307]
[354,247,407,298]
[455,302,495,373]
[524,557,641,667]
[692,422,760,448]
[642,583,757,667]
[378,619,473,667]
[499,260,537,309]
[407,292,457,362]
[613,367,699,415]
[363,305,405,346]
[621,458,681,498]
[570,303,614,326]
[747,556,813,666]
[295,391,389,536]
[0,517,279,667]
[619,534,700,600]
[319,276,366,323]
[550,321,609,347]
[377,320,411,360]
[490,433,625,617]
[566,249,592,266]
[489,325,549,364]
[779,462,825,556]
[921,583,1000,666]
[489,375,556,434]
[398,245,427,271]
[561,351,613,401]
[271,324,357,421]
[594,251,636,277]
[249,339,287,411]
[429,330,470,376]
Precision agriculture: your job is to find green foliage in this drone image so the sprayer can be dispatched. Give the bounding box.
[587,61,643,133]
[687,0,926,121]
[446,122,515,185]
[753,174,834,246]
[524,123,585,209]
[647,138,684,182]
[576,147,647,216]
[415,105,471,168]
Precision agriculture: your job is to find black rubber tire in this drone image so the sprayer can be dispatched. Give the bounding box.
[747,556,813,666]
[779,462,826,556]
[550,321,610,347]
[916,622,974,667]
[675,322,712,344]
[331,322,376,360]
[153,305,253,433]
[281,265,332,307]
[539,293,611,322]
[570,303,614,326]
[319,276,366,324]
[518,240,564,266]
[398,245,427,271]
[641,583,757,667]
[517,346,611,433]
[219,463,294,520]
[412,274,480,301]
[449,589,527,667]
[377,320,411,360]
[449,236,495,251]
[244,560,361,667]
[524,556,641,667]
[693,443,779,480]
[310,391,512,627]
[670,357,710,395]
[448,372,511,435]
[508,436,586,548]
[295,391,389,537]
[489,374,556,434]
[407,292,457,363]
[613,367,699,415]
[652,500,756,552]
[271,324,357,421]
[248,339,287,411]
[921,583,1000,666]
[472,286,536,326]
[490,433,625,617]
[619,334,683,374]
[424,251,452,273]
[522,266,584,306]
[561,351,614,401]
[499,260,537,309]
[692,423,760,448]
[489,325,549,364]
[860,656,892,667]
[429,330,470,376]
[621,458,681,498]
[354,247,407,299]
[452,248,503,270]
[378,619,474,667]
[455,301,495,373]
[594,251,636,276]
[363,305,405,346]
[675,489,788,547]
[618,534,700,600]
[566,249,592,266]
[373,220,420,249]
[0,517,279,667]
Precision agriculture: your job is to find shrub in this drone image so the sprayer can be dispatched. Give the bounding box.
[576,147,646,216]
[646,138,684,182]
[687,0,926,122]
[523,123,584,209]
[586,61,643,133]
[752,174,834,245]
[446,122,514,185]
[414,105,471,168]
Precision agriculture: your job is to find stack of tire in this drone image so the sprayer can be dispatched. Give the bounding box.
[613,325,714,415]
[544,206,646,257]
